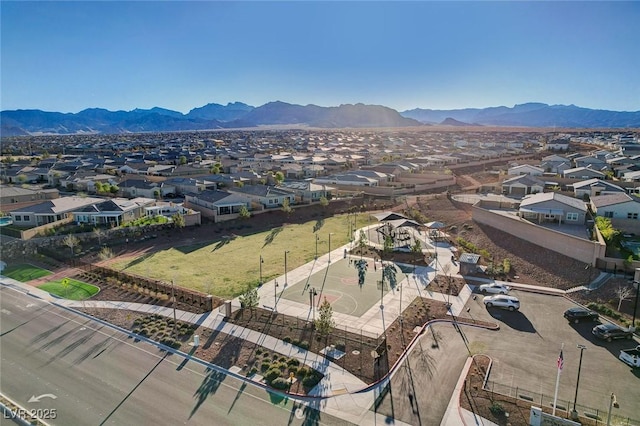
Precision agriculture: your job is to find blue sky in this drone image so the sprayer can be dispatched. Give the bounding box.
[2,1,639,113]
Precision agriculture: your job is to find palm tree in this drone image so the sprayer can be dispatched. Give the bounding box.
[355,259,368,287]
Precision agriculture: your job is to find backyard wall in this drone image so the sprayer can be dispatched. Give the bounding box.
[471,202,606,265]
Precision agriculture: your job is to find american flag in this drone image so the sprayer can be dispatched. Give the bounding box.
[557,349,564,371]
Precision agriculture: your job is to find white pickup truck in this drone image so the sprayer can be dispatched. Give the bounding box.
[619,345,640,367]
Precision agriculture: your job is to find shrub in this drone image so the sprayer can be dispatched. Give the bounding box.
[297,367,309,377]
[271,377,289,390]
[283,336,292,343]
[302,374,321,389]
[489,401,505,416]
[264,368,282,383]
[260,361,271,372]
[295,340,310,350]
[334,341,346,352]
[138,328,149,336]
[255,348,263,355]
[286,358,300,366]
[248,367,258,376]
[287,366,298,375]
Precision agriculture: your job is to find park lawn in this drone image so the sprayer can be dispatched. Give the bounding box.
[112,213,374,298]
[39,279,100,300]
[2,264,52,282]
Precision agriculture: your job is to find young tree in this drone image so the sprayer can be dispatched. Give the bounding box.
[358,230,368,255]
[319,196,329,208]
[616,285,633,311]
[172,213,185,230]
[109,184,119,194]
[239,285,259,318]
[62,234,80,257]
[315,297,335,337]
[274,171,285,185]
[93,227,104,245]
[238,205,251,219]
[94,182,104,193]
[383,263,398,290]
[355,259,368,287]
[383,235,394,257]
[281,198,292,214]
[179,155,187,165]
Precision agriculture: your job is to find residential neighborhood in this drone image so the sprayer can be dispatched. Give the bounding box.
[2,127,640,426]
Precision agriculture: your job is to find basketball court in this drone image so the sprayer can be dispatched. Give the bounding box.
[279,256,395,317]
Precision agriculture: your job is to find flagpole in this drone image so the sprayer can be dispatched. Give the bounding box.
[552,343,564,416]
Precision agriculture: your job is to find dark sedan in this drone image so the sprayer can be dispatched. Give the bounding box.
[564,307,599,324]
[592,323,634,342]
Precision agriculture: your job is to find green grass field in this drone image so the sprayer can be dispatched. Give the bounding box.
[39,279,100,300]
[2,264,52,282]
[111,213,374,298]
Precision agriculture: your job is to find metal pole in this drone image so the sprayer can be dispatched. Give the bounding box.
[171,279,177,333]
[274,279,278,313]
[571,345,587,420]
[328,233,332,264]
[632,281,639,330]
[606,393,617,426]
[315,235,319,260]
[259,255,263,286]
[284,250,289,287]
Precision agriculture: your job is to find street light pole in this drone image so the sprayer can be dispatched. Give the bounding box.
[606,393,619,426]
[571,344,587,420]
[259,255,263,286]
[315,235,319,260]
[328,233,333,264]
[284,250,290,287]
[171,278,177,334]
[632,280,639,331]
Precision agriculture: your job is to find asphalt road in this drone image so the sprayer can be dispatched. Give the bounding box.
[0,287,353,426]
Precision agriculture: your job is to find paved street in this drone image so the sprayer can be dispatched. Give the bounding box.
[0,287,353,426]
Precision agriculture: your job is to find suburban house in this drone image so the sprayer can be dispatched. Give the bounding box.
[540,154,572,174]
[119,178,176,199]
[313,173,379,187]
[518,192,587,224]
[570,178,625,199]
[562,167,606,180]
[9,196,104,227]
[590,193,640,220]
[573,155,609,171]
[279,181,335,204]
[507,164,544,176]
[226,184,295,209]
[0,185,59,211]
[71,197,155,226]
[501,175,545,196]
[184,190,252,222]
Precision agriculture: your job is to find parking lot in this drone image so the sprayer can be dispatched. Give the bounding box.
[460,289,640,420]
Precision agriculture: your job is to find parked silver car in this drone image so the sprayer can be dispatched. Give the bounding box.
[483,295,520,311]
[478,283,511,294]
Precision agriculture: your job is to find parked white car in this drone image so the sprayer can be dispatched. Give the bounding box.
[478,283,511,294]
[483,295,520,311]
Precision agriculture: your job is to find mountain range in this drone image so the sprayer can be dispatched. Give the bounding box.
[1,101,639,136]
